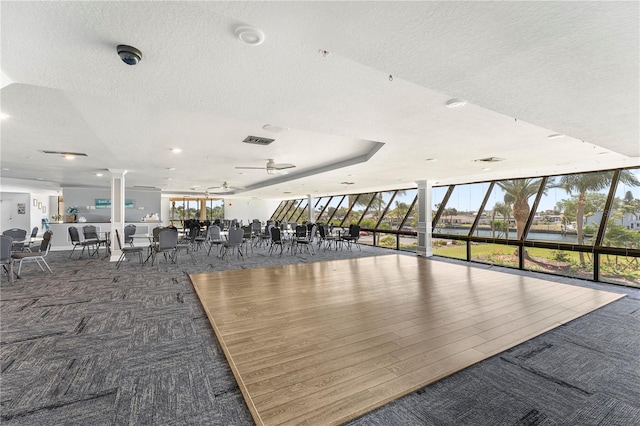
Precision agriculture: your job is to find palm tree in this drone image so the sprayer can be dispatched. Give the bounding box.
[559,170,640,264]
[496,178,543,239]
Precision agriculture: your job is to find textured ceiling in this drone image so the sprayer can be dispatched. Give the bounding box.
[1,1,638,199]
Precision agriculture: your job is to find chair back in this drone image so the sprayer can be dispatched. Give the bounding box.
[270,226,281,243]
[228,228,244,245]
[31,227,38,238]
[189,224,200,242]
[241,225,252,239]
[210,225,221,240]
[290,222,298,232]
[350,224,361,238]
[68,226,81,243]
[124,224,136,244]
[251,221,262,234]
[295,225,306,238]
[3,228,27,240]
[0,235,12,263]
[83,225,99,240]
[319,224,327,238]
[38,231,53,254]
[158,228,178,250]
[152,226,163,242]
[308,225,317,243]
[115,229,124,250]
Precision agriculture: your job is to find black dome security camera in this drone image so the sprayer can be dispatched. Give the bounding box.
[117,45,142,65]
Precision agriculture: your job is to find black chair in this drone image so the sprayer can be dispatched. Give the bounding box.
[0,235,14,284]
[341,224,361,250]
[82,225,105,255]
[11,230,53,277]
[152,228,178,269]
[123,224,137,246]
[295,224,317,255]
[68,226,98,259]
[115,229,144,268]
[3,228,27,252]
[268,227,284,256]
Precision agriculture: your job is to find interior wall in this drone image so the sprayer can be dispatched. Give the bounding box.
[224,198,281,223]
[62,187,162,223]
[0,192,31,231]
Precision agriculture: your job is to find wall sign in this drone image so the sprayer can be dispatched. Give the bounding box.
[95,198,134,208]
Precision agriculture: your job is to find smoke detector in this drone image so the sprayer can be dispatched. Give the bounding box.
[117,45,142,65]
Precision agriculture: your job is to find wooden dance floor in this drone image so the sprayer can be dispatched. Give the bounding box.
[190,254,623,425]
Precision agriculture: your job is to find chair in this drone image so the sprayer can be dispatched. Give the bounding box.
[25,226,39,251]
[295,224,317,255]
[68,226,98,259]
[1,235,14,284]
[123,224,137,246]
[318,224,338,251]
[341,224,361,250]
[83,225,106,255]
[176,224,198,263]
[114,229,144,268]
[221,228,244,261]
[11,230,53,278]
[152,228,178,268]
[206,225,225,256]
[268,226,284,256]
[194,225,207,251]
[3,228,27,252]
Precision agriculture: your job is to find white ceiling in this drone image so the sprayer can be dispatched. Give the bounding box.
[1,1,638,200]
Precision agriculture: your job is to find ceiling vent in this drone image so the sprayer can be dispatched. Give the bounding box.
[474,157,504,163]
[242,135,275,146]
[40,150,88,156]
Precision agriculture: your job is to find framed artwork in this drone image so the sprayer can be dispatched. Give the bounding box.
[42,206,47,214]
[33,199,38,207]
[17,203,26,214]
[38,201,42,210]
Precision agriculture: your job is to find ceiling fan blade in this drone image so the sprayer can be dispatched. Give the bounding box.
[272,163,296,170]
[235,166,266,170]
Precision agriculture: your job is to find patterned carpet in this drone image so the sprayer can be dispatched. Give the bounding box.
[1,242,639,425]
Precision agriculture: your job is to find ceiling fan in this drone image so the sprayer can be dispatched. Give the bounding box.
[235,158,296,175]
[205,182,242,195]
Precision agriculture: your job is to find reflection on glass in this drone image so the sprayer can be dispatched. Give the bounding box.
[432,238,466,260]
[328,196,349,226]
[432,186,449,222]
[285,200,303,222]
[471,243,519,268]
[314,197,330,221]
[370,191,396,230]
[344,193,370,226]
[398,190,418,232]
[434,182,490,236]
[602,168,640,249]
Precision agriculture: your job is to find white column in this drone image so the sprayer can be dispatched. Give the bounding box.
[416,180,433,257]
[109,169,127,262]
[308,194,315,223]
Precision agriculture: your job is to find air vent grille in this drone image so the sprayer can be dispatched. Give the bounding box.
[242,135,275,146]
[474,157,504,163]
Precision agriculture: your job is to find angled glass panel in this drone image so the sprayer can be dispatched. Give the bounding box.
[432,186,449,222]
[271,201,287,221]
[475,178,542,240]
[346,193,373,227]
[371,191,395,230]
[284,199,303,222]
[523,247,593,281]
[527,171,615,246]
[293,199,309,222]
[313,197,330,221]
[278,200,297,221]
[328,196,349,226]
[602,168,640,249]
[381,189,416,231]
[599,254,640,288]
[434,182,490,236]
[400,192,419,233]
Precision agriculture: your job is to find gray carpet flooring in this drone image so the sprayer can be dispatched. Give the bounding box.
[1,242,638,425]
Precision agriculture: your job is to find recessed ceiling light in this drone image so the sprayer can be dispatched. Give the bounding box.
[96,173,103,177]
[548,134,564,139]
[340,181,355,185]
[37,177,44,181]
[474,157,504,163]
[165,178,172,181]
[64,155,75,160]
[2,168,9,171]
[0,112,9,120]
[446,99,467,108]
[283,191,292,194]
[166,167,176,171]
[170,148,182,153]
[425,158,437,162]
[482,167,491,171]
[234,25,265,46]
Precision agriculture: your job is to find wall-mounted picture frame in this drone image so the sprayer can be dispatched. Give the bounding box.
[42,206,47,214]
[17,203,26,214]
[38,201,42,210]
[33,199,38,207]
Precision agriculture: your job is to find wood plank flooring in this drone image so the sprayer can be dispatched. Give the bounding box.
[190,254,624,425]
